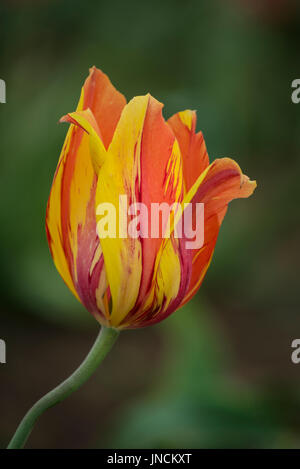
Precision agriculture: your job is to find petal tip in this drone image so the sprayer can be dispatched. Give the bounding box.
[59,114,70,124]
[240,173,257,198]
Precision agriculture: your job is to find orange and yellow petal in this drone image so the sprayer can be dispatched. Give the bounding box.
[97,95,185,327]
[179,157,257,307]
[82,66,126,149]
[168,110,209,192]
[46,67,125,322]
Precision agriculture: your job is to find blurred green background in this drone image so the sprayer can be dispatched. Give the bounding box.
[0,0,300,449]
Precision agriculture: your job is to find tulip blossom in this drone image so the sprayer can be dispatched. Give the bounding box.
[46,67,256,329]
[8,67,256,449]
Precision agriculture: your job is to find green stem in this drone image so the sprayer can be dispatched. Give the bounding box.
[7,326,119,449]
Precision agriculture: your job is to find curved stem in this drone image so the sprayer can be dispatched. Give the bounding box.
[7,326,120,449]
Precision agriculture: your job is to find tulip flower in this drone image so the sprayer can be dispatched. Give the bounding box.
[8,67,256,449]
[46,66,256,329]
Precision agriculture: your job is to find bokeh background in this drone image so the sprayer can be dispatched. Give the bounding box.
[0,0,300,449]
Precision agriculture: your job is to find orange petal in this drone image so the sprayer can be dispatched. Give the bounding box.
[82,66,126,149]
[168,110,209,192]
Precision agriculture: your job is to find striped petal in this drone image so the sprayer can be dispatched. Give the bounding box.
[46,67,125,322]
[179,157,257,307]
[168,110,209,192]
[96,95,185,327]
